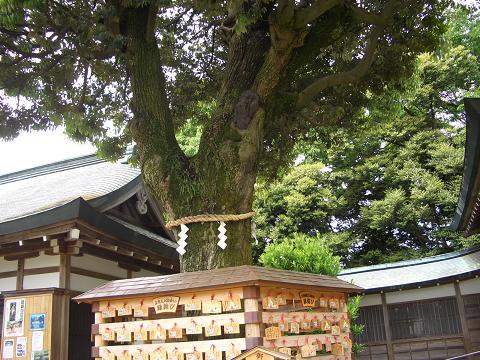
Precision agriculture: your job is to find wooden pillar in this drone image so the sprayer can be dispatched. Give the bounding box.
[454,281,472,354]
[51,291,71,359]
[59,253,71,289]
[16,258,25,290]
[381,293,394,360]
[58,254,71,359]
[243,286,263,349]
[93,306,106,360]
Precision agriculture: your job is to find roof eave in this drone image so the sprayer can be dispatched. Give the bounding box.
[451,98,480,232]
[0,197,178,260]
[356,268,480,294]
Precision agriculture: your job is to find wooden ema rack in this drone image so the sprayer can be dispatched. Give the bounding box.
[74,266,362,360]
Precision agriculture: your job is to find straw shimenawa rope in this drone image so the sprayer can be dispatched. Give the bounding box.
[165,212,255,229]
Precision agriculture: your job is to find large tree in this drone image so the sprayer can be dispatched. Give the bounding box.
[254,5,480,266]
[0,0,446,270]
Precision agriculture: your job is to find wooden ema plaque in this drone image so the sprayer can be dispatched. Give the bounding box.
[117,303,133,316]
[154,296,180,313]
[80,266,360,360]
[299,292,316,308]
[133,348,149,360]
[264,326,281,341]
[133,301,149,317]
[151,347,167,360]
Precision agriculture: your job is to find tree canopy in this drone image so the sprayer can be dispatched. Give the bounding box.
[254,5,480,267]
[0,0,449,270]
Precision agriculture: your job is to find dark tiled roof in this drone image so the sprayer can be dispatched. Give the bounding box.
[74,265,362,302]
[0,153,140,223]
[338,246,480,292]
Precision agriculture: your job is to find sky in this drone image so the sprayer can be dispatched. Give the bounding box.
[0,128,96,175]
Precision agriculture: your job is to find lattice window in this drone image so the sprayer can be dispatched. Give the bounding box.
[388,297,461,340]
[354,305,387,344]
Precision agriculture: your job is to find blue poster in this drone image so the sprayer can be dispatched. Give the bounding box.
[30,313,46,331]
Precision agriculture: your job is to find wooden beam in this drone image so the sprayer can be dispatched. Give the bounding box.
[84,243,171,274]
[16,258,24,290]
[25,267,60,276]
[0,266,60,278]
[118,262,141,272]
[381,293,394,360]
[70,267,122,281]
[5,251,41,261]
[82,238,175,271]
[0,222,74,245]
[0,242,51,257]
[75,221,178,270]
[455,281,472,354]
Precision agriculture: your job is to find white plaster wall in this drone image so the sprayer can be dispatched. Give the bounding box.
[71,254,126,278]
[360,294,382,307]
[459,277,480,295]
[23,273,59,289]
[385,283,455,304]
[0,257,18,272]
[70,273,110,292]
[0,277,16,292]
[132,269,164,278]
[25,254,60,269]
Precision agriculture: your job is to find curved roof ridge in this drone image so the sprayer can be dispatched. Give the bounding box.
[340,244,480,275]
[0,153,104,185]
[0,147,134,185]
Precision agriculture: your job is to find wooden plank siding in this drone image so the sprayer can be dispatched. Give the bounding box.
[355,296,471,360]
[464,293,480,351]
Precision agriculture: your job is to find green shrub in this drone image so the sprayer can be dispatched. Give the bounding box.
[259,233,342,276]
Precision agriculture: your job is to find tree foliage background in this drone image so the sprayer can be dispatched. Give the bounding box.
[0,0,469,269]
[253,5,480,267]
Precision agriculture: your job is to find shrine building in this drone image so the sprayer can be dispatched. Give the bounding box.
[0,152,180,359]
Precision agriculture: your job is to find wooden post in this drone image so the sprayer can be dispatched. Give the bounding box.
[454,281,472,354]
[94,308,106,360]
[16,258,24,290]
[57,254,71,358]
[59,253,71,289]
[244,286,263,349]
[381,293,394,360]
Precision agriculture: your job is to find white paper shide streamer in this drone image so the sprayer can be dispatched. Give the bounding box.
[217,221,227,249]
[175,220,233,255]
[176,224,189,255]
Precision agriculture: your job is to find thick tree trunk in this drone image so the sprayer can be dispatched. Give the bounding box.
[180,220,253,271]
[121,3,297,272]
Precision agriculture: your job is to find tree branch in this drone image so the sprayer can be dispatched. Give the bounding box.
[348,4,390,25]
[296,0,396,108]
[294,0,342,28]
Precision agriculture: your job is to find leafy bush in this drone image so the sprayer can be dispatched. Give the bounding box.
[348,295,366,357]
[259,233,342,276]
